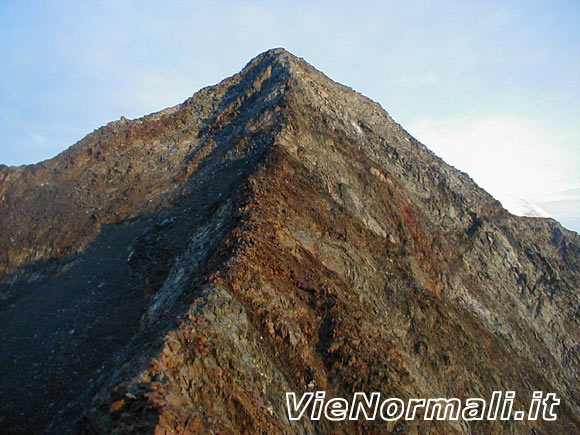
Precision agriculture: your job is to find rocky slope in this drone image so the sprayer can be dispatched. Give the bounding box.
[0,48,579,434]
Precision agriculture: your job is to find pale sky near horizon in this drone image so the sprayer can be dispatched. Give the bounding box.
[1,1,579,230]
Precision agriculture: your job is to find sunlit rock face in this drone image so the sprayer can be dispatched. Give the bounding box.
[1,49,579,434]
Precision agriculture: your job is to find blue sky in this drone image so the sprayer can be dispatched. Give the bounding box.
[1,1,579,230]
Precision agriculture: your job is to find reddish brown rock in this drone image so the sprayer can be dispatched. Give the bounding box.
[0,49,579,434]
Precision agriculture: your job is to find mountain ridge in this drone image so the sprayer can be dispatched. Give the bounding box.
[1,48,579,434]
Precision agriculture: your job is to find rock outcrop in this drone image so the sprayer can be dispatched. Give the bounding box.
[1,48,578,434]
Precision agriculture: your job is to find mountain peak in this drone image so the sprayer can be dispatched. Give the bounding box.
[1,50,579,433]
[249,46,294,63]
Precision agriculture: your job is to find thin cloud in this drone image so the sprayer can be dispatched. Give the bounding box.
[408,115,579,198]
[408,114,580,230]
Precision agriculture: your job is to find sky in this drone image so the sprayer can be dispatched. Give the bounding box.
[1,1,579,231]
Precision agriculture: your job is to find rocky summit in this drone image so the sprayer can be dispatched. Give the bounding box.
[0,48,579,434]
